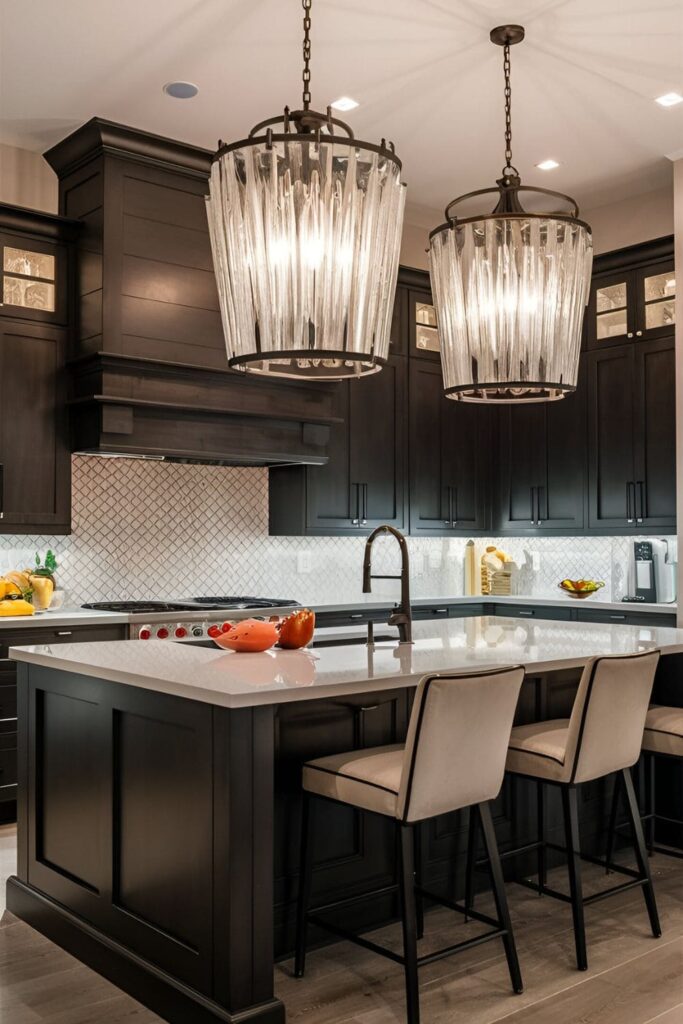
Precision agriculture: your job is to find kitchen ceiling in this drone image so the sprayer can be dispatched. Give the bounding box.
[2,0,682,213]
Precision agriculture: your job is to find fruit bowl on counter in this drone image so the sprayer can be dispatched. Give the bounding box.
[558,579,605,600]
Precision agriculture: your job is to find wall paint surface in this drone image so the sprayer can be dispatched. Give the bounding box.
[0,456,662,609]
[0,144,58,213]
[583,184,674,255]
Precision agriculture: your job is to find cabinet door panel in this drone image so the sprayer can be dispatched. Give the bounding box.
[409,361,487,533]
[496,405,543,530]
[305,383,357,530]
[350,357,406,528]
[542,359,586,530]
[588,345,635,528]
[634,337,676,528]
[635,261,675,342]
[586,270,635,350]
[0,322,70,531]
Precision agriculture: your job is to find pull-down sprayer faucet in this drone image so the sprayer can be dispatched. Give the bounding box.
[362,525,413,644]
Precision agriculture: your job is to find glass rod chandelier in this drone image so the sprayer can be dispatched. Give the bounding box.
[206,0,406,380]
[429,25,593,403]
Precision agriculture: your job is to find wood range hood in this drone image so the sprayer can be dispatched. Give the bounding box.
[45,118,337,466]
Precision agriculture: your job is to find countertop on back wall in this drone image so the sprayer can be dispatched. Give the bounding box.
[0,592,675,629]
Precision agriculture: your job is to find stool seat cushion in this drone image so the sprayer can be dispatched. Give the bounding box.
[506,719,570,782]
[303,744,404,817]
[643,706,683,758]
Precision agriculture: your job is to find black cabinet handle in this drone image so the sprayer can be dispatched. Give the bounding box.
[0,463,3,521]
[626,481,635,524]
[536,485,545,526]
[636,481,645,524]
[351,483,360,526]
[361,483,368,526]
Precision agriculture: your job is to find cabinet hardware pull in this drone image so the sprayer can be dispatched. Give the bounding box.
[626,481,635,524]
[636,330,643,337]
[636,481,645,524]
[361,483,368,526]
[530,486,536,526]
[452,485,458,527]
[627,332,634,339]
[609,614,626,620]
[517,610,534,616]
[0,463,3,520]
[351,482,360,526]
[434,608,448,614]
[349,613,363,620]
[359,704,381,713]
[56,631,73,636]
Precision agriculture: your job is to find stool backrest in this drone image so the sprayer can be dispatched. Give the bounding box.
[398,666,525,823]
[565,649,660,785]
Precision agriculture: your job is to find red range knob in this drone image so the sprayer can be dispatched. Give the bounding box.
[175,626,187,638]
[139,627,151,640]
[156,627,169,639]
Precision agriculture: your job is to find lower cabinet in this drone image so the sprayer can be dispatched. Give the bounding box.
[0,622,127,819]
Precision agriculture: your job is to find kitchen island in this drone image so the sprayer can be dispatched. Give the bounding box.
[6,617,683,1024]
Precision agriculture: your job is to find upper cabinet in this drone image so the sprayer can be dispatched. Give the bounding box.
[409,359,489,534]
[586,239,675,349]
[269,355,407,535]
[496,358,586,534]
[0,205,77,534]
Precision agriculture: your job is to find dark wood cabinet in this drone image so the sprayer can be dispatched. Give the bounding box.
[0,320,70,533]
[496,358,586,533]
[409,359,489,534]
[586,239,676,350]
[588,336,675,531]
[269,356,407,535]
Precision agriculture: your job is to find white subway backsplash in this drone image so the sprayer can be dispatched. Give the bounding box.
[0,455,656,608]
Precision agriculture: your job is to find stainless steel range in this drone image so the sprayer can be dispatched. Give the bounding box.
[81,596,300,640]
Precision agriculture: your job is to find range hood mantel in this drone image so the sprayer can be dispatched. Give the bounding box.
[46,118,338,466]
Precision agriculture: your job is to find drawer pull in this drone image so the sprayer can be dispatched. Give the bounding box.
[609,614,626,621]
[434,608,448,614]
[517,610,534,616]
[349,613,364,620]
[56,631,73,636]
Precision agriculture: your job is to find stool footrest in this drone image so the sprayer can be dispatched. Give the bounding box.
[416,887,501,931]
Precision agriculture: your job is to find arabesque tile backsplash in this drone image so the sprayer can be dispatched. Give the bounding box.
[0,456,672,608]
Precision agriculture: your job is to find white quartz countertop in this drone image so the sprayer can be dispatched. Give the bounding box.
[10,615,683,709]
[0,592,675,629]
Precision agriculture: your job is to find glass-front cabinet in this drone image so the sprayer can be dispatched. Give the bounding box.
[0,225,69,325]
[409,289,441,358]
[587,258,675,348]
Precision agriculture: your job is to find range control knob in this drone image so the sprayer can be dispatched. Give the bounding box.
[175,626,187,638]
[156,626,170,639]
[138,626,151,640]
[192,626,204,637]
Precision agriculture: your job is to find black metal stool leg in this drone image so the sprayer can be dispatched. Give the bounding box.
[398,823,421,1024]
[622,768,661,939]
[295,792,315,977]
[479,802,524,994]
[605,771,622,874]
[536,780,546,893]
[414,823,424,941]
[647,753,656,854]
[562,785,587,971]
[464,803,478,921]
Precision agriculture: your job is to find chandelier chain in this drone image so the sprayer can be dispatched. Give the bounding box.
[503,42,515,174]
[302,0,312,110]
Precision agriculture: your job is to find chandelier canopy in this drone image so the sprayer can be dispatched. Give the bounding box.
[429,25,593,403]
[206,0,406,381]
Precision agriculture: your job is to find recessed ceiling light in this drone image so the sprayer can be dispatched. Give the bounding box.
[655,92,683,107]
[330,96,359,112]
[536,158,560,171]
[163,81,199,100]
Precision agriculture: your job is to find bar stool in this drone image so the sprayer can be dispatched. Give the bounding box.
[294,666,526,1024]
[498,650,662,972]
[606,705,683,862]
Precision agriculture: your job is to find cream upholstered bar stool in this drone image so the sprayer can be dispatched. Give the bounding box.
[294,665,526,1024]
[501,650,662,972]
[606,704,683,863]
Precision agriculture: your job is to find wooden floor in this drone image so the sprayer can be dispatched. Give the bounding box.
[1,822,682,1023]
